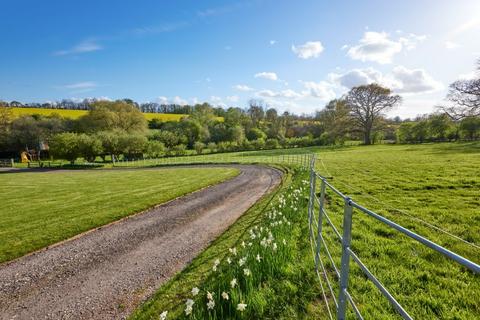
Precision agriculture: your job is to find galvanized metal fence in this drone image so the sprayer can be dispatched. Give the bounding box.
[112,152,315,168]
[307,154,480,320]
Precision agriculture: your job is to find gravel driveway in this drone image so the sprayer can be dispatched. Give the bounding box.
[0,165,282,320]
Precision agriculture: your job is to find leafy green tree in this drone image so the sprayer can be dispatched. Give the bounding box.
[145,140,165,158]
[119,133,148,158]
[247,99,265,127]
[412,121,429,143]
[460,116,480,140]
[317,99,351,144]
[96,130,122,161]
[78,100,147,133]
[346,84,402,145]
[229,125,245,144]
[246,128,266,141]
[49,133,81,164]
[0,106,13,149]
[428,113,452,141]
[77,134,103,162]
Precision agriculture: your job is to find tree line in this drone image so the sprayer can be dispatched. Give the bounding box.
[0,60,478,162]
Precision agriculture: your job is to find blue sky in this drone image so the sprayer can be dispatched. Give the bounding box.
[1,0,479,118]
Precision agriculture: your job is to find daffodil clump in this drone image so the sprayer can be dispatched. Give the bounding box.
[156,169,311,319]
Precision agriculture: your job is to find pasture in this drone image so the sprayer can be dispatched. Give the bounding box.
[129,142,480,319]
[0,167,239,263]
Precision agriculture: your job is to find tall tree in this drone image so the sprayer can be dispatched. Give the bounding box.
[247,99,265,127]
[317,99,351,144]
[345,84,402,145]
[442,60,480,120]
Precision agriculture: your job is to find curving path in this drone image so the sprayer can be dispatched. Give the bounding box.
[0,165,282,320]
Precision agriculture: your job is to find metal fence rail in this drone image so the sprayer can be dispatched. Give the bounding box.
[307,154,480,320]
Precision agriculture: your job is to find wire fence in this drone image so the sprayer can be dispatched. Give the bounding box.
[28,150,478,318]
[111,152,315,168]
[307,154,480,320]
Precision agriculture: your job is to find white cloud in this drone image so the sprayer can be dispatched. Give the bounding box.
[257,89,302,99]
[156,96,169,104]
[291,41,324,59]
[399,33,427,50]
[445,41,460,49]
[329,68,388,88]
[54,39,102,56]
[233,84,254,91]
[156,96,189,105]
[254,72,278,81]
[173,96,188,105]
[301,81,336,100]
[63,81,97,90]
[270,40,277,45]
[346,31,425,64]
[329,66,443,94]
[391,66,443,94]
[226,95,239,102]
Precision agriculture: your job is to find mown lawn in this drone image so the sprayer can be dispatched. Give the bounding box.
[0,167,239,263]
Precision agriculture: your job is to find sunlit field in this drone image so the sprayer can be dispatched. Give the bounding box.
[130,143,480,319]
[10,107,188,121]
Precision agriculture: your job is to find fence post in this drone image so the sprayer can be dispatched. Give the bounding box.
[337,197,354,320]
[314,178,326,271]
[10,158,14,167]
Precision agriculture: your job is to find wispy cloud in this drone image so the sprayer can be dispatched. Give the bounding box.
[254,72,278,81]
[448,18,480,38]
[54,39,102,56]
[197,2,246,17]
[63,81,97,90]
[131,21,189,36]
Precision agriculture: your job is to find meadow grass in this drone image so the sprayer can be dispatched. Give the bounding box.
[130,142,479,319]
[0,167,239,263]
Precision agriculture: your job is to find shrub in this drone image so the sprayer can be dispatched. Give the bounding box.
[49,132,81,164]
[194,141,205,155]
[265,138,279,150]
[207,142,217,153]
[77,134,103,162]
[145,140,165,158]
[246,128,267,141]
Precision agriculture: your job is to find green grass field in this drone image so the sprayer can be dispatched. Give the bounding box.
[130,142,479,319]
[0,167,239,263]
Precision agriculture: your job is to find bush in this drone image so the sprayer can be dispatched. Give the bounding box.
[118,133,148,159]
[194,141,205,155]
[251,138,265,150]
[77,134,103,162]
[145,140,165,158]
[207,142,217,153]
[171,144,187,156]
[49,133,81,164]
[246,128,267,141]
[265,138,280,150]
